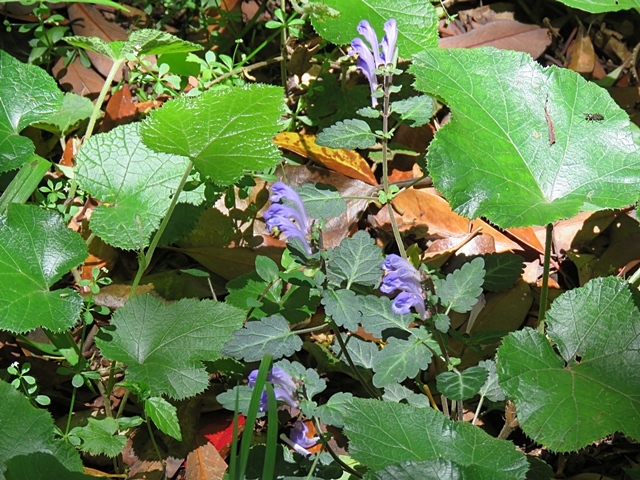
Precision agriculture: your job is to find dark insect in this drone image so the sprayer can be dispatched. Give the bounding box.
[584,113,604,122]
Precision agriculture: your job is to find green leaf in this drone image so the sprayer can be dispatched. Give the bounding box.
[75,123,192,250]
[497,276,640,452]
[96,295,244,400]
[72,417,126,457]
[141,84,285,185]
[482,253,524,292]
[316,119,376,149]
[310,0,439,57]
[326,230,384,289]
[276,359,326,399]
[321,289,361,330]
[215,385,256,416]
[436,367,488,401]
[5,453,97,480]
[0,380,82,477]
[553,0,639,13]
[34,93,93,136]
[297,183,347,219]
[0,51,62,173]
[145,396,182,441]
[382,384,430,408]
[65,29,200,61]
[391,95,435,127]
[434,257,485,313]
[343,398,529,477]
[315,392,353,428]
[255,255,280,282]
[372,329,434,387]
[477,359,505,402]
[368,458,505,480]
[222,315,303,362]
[64,36,117,60]
[121,29,201,57]
[410,47,640,228]
[0,204,86,334]
[359,295,413,337]
[332,334,377,369]
[307,72,371,128]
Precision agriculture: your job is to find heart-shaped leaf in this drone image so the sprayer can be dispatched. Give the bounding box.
[96,295,244,400]
[141,84,285,185]
[0,204,86,334]
[410,47,640,228]
[75,123,195,250]
[497,276,640,451]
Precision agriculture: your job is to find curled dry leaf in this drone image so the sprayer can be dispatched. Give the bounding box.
[274,132,377,186]
[372,188,522,254]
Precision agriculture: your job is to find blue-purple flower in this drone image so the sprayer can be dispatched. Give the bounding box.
[282,420,319,456]
[248,366,299,412]
[350,19,399,107]
[263,182,311,254]
[381,254,426,318]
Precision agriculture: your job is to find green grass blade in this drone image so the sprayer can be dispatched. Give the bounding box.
[0,155,50,214]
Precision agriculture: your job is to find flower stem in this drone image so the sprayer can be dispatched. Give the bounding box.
[381,73,406,259]
[537,222,553,333]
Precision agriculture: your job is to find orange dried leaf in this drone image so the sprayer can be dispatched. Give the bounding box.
[274,132,377,186]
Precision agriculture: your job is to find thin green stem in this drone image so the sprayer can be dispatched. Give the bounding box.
[537,223,553,334]
[145,410,165,463]
[381,74,406,258]
[85,59,125,143]
[330,320,381,399]
[313,417,363,478]
[280,1,288,90]
[628,263,640,285]
[129,161,194,299]
[64,386,78,436]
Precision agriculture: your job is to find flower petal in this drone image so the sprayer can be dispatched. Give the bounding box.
[381,18,398,65]
[356,20,383,66]
[269,366,297,394]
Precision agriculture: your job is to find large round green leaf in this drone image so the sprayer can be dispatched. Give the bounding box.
[75,123,194,250]
[343,398,529,478]
[96,295,244,400]
[410,47,640,228]
[497,277,640,451]
[141,84,285,185]
[0,50,62,173]
[310,0,438,57]
[0,204,86,334]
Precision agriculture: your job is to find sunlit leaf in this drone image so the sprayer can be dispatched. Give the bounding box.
[141,84,285,185]
[0,204,86,334]
[0,51,62,172]
[411,47,640,228]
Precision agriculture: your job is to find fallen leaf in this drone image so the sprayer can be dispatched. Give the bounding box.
[274,132,377,185]
[566,25,595,75]
[201,414,246,457]
[99,85,137,133]
[52,56,104,97]
[185,443,227,480]
[439,20,551,59]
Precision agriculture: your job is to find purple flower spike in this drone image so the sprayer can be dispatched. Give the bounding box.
[264,182,311,254]
[381,19,398,65]
[248,366,299,413]
[357,20,383,67]
[288,421,319,456]
[381,254,426,318]
[350,38,379,107]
